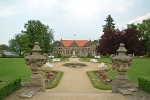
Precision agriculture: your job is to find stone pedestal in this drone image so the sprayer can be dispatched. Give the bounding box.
[30,74,45,92]
[112,73,131,93]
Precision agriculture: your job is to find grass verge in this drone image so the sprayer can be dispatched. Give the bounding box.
[0,58,32,82]
[86,71,112,90]
[106,58,150,83]
[46,71,63,89]
[79,58,112,63]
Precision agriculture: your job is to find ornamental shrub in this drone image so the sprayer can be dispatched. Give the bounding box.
[0,78,21,100]
[138,77,150,93]
[57,53,61,58]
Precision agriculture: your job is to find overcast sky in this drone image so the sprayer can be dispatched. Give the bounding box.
[0,0,150,45]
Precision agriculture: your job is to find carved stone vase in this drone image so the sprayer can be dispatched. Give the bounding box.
[24,42,48,92]
[110,43,133,93]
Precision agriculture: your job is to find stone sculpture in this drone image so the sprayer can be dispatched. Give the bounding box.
[110,43,133,93]
[24,42,48,92]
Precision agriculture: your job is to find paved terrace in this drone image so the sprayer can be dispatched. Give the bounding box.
[5,58,127,100]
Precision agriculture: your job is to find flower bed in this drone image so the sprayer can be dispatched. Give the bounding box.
[86,71,112,90]
[93,71,112,85]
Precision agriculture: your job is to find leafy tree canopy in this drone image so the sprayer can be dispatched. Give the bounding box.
[9,20,54,55]
[0,44,9,50]
[96,28,144,56]
[127,18,150,54]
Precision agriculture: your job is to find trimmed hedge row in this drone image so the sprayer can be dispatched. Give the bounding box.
[138,77,150,93]
[0,78,21,100]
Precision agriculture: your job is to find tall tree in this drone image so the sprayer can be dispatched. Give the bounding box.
[23,20,54,53]
[102,14,115,32]
[96,28,144,56]
[94,39,100,46]
[127,19,150,54]
[123,28,144,55]
[138,19,150,54]
[97,29,123,55]
[9,20,54,54]
[9,33,30,56]
[0,44,9,50]
[127,23,138,29]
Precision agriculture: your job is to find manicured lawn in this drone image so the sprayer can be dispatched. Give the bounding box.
[0,58,32,82]
[106,58,150,83]
[81,57,150,84]
[0,58,66,83]
[79,58,111,63]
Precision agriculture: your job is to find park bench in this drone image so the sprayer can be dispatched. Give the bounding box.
[95,56,100,58]
[46,62,53,69]
[90,59,97,63]
[52,58,60,62]
[98,62,105,69]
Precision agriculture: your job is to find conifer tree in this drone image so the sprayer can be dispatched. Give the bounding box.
[102,14,115,31]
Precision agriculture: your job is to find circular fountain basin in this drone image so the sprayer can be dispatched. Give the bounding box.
[62,63,87,68]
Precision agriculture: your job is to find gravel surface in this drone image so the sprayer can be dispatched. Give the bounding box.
[5,58,127,100]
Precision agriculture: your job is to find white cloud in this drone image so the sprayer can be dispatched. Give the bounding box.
[0,0,139,18]
[127,13,150,24]
[22,0,59,16]
[63,0,99,17]
[0,0,148,45]
[116,23,127,30]
[0,5,18,17]
[101,0,138,13]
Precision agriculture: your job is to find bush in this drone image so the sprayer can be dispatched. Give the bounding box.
[57,53,61,58]
[86,54,91,58]
[0,78,21,100]
[0,56,23,58]
[138,77,150,93]
[105,54,110,58]
[64,56,70,58]
[1,54,6,58]
[19,54,24,58]
[143,55,147,58]
[79,56,84,58]
[147,54,150,57]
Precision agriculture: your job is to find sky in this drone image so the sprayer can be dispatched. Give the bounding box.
[0,0,150,45]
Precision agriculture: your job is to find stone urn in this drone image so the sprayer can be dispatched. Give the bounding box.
[110,43,133,93]
[24,42,48,92]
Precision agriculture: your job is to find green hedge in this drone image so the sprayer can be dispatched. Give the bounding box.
[0,56,24,58]
[138,77,150,93]
[0,78,21,100]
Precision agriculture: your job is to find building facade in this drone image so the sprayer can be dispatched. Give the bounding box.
[53,39,96,57]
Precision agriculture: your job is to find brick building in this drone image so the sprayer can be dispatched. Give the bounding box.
[53,39,96,57]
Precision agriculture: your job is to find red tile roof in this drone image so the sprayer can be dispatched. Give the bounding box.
[60,40,88,47]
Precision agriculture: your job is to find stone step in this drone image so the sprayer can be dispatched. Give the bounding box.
[31,92,127,100]
[20,87,41,98]
[117,88,133,95]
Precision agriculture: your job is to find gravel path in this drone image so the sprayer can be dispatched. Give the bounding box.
[5,58,127,100]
